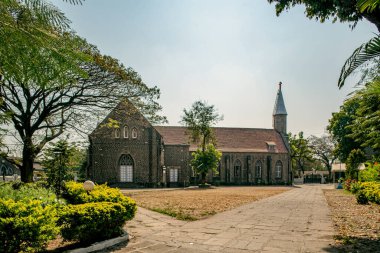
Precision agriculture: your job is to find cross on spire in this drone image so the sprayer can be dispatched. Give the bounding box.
[279,81,282,90]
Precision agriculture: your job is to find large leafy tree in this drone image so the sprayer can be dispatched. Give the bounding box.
[181,101,223,184]
[0,1,166,182]
[327,96,362,162]
[288,132,314,174]
[268,0,380,31]
[348,79,380,156]
[308,135,337,179]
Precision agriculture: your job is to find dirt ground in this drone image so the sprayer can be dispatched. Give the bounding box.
[124,186,291,220]
[323,189,380,252]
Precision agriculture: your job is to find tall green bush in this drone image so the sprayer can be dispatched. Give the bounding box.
[0,199,59,253]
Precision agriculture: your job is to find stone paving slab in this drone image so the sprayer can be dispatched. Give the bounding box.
[102,184,338,253]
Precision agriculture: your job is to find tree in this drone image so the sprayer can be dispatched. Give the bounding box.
[348,79,380,156]
[181,101,223,184]
[267,0,380,32]
[190,144,222,184]
[0,1,166,182]
[308,135,337,179]
[346,149,366,179]
[327,97,362,162]
[288,132,314,174]
[42,139,85,194]
[180,101,223,151]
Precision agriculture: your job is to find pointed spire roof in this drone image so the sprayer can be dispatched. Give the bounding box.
[273,82,287,115]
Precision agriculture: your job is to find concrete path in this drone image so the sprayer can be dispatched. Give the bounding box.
[107,184,337,253]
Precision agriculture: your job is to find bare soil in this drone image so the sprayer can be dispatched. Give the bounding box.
[124,186,291,220]
[323,189,380,252]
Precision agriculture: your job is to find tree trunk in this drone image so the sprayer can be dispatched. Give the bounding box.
[21,137,35,183]
[201,172,206,184]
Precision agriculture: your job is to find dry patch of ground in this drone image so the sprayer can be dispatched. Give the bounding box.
[323,189,380,252]
[124,186,291,220]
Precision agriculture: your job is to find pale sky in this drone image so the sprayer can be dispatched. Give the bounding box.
[53,0,375,137]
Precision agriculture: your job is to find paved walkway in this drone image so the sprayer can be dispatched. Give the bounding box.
[109,184,337,253]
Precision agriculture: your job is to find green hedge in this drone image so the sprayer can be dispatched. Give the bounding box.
[63,181,136,220]
[351,181,380,205]
[58,202,129,243]
[0,199,59,253]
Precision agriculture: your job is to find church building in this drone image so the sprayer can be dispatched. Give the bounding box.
[88,84,291,186]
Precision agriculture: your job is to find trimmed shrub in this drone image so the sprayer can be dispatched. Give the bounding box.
[360,181,380,204]
[0,182,60,205]
[63,181,136,221]
[58,202,129,243]
[0,199,59,253]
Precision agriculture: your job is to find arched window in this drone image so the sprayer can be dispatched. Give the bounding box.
[123,126,129,138]
[255,161,262,178]
[115,128,120,138]
[131,128,138,139]
[119,154,134,182]
[275,161,283,178]
[234,160,242,177]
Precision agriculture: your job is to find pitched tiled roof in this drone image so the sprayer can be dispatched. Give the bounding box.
[154,126,288,153]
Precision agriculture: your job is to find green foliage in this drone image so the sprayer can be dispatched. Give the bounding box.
[288,132,313,173]
[346,149,366,179]
[338,36,380,88]
[327,97,362,162]
[358,0,380,13]
[42,140,86,195]
[0,198,59,252]
[0,182,60,205]
[191,144,222,184]
[344,178,358,191]
[359,162,380,181]
[355,181,380,204]
[181,101,223,151]
[267,0,380,31]
[356,190,369,204]
[348,81,380,155]
[63,181,136,220]
[58,202,128,243]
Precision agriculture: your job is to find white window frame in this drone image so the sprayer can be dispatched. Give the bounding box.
[275,161,282,178]
[123,126,129,138]
[132,128,138,139]
[169,168,178,182]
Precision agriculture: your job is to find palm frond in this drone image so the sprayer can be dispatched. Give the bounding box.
[357,0,380,13]
[338,36,380,88]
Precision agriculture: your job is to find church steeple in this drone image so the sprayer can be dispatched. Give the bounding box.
[273,82,287,134]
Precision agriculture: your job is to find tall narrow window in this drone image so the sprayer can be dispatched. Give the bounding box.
[123,126,129,138]
[115,128,120,138]
[131,128,138,139]
[275,161,283,178]
[169,168,178,182]
[119,154,134,182]
[255,161,262,178]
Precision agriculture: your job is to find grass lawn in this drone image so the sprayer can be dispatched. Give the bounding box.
[323,189,380,252]
[123,186,291,220]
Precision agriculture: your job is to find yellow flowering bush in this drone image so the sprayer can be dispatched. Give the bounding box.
[0,198,59,252]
